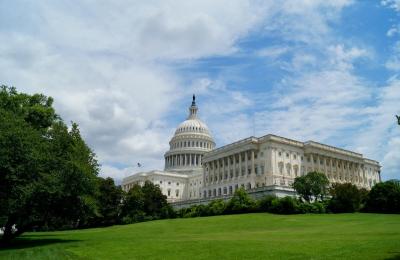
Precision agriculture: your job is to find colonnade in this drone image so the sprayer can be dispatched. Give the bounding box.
[165,153,203,168]
[203,149,257,186]
[306,153,377,188]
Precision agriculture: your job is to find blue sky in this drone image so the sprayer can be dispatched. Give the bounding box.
[1,0,399,182]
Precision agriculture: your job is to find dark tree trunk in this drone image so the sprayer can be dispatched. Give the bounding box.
[1,222,15,245]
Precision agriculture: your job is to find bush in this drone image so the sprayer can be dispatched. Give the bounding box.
[292,201,326,214]
[226,188,256,214]
[121,211,146,224]
[207,199,226,216]
[270,197,299,214]
[161,204,176,219]
[258,195,277,212]
[364,180,400,213]
[328,183,363,213]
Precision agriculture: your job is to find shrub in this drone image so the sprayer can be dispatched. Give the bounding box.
[364,180,400,213]
[207,199,226,216]
[160,204,176,219]
[297,202,327,214]
[311,202,326,213]
[226,188,256,213]
[328,183,363,213]
[121,211,146,224]
[258,195,277,212]
[270,196,299,214]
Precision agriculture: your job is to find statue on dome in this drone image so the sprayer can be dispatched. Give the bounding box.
[192,94,196,106]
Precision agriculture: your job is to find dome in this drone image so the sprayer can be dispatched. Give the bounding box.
[164,95,215,173]
[175,118,211,136]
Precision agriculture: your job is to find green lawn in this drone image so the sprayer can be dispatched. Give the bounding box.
[1,213,400,259]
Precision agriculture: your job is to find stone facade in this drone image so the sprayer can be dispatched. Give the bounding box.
[122,96,381,204]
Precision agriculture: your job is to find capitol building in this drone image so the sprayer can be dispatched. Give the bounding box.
[122,96,381,205]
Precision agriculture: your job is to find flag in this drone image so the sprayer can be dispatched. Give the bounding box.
[137,163,142,168]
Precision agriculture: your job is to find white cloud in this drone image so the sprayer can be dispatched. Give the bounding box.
[257,46,290,59]
[381,0,400,11]
[5,0,397,183]
[387,25,400,37]
[0,0,271,181]
[352,77,400,179]
[385,42,400,71]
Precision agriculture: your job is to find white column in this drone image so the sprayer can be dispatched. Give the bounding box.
[245,151,249,176]
[234,154,237,178]
[239,153,242,177]
[251,150,255,175]
[222,157,225,182]
[311,154,314,171]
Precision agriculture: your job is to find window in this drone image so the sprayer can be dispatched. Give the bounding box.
[160,181,162,184]
[278,152,282,156]
[294,155,297,159]
[175,190,179,197]
[286,153,289,158]
[168,181,171,185]
[177,182,179,186]
[167,189,171,196]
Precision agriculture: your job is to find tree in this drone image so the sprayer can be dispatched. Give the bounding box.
[293,171,329,202]
[0,86,99,243]
[328,183,363,213]
[92,177,123,226]
[141,181,170,219]
[364,180,400,213]
[120,181,172,223]
[292,176,312,202]
[120,184,145,223]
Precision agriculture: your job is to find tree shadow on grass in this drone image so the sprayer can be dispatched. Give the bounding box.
[385,253,400,260]
[0,237,80,251]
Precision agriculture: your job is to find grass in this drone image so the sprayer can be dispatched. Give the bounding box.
[1,213,400,259]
